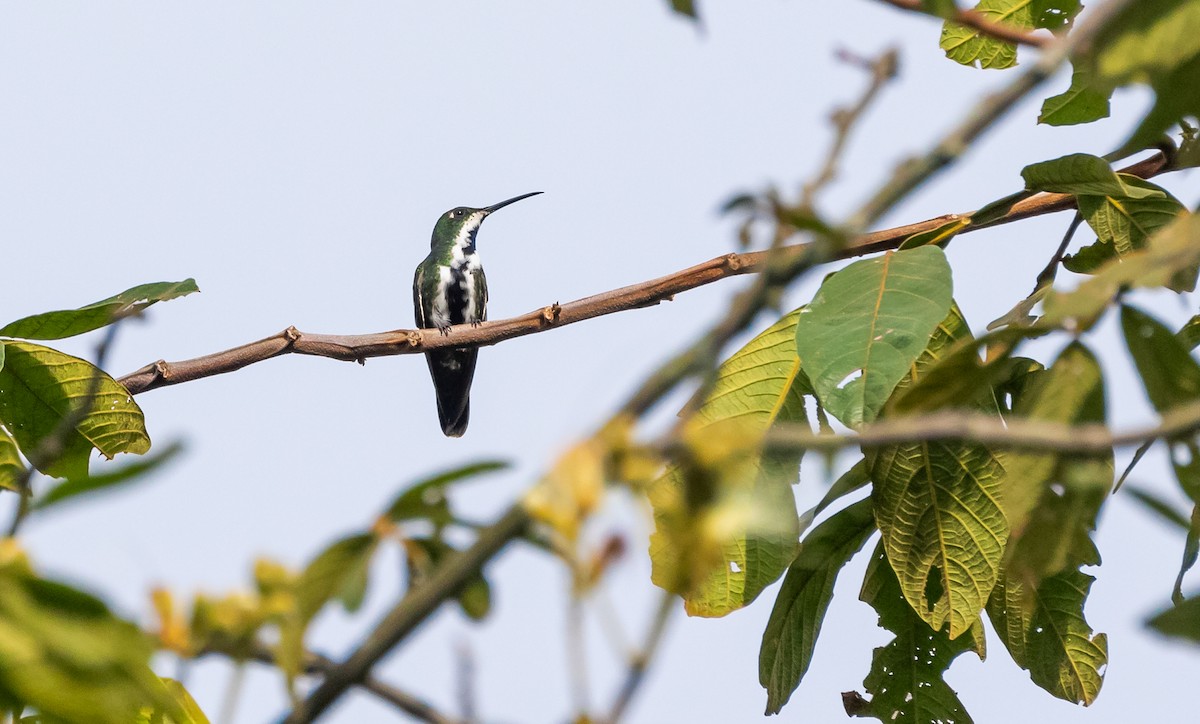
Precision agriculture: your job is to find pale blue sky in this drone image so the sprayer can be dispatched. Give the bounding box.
[2,2,1197,723]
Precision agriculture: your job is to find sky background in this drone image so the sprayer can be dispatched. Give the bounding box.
[1,2,1198,723]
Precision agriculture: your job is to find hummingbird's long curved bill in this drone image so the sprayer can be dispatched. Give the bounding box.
[482,191,543,215]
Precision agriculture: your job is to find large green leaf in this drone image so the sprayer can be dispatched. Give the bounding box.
[795,246,953,429]
[940,0,1033,70]
[759,498,876,715]
[1148,594,1200,644]
[650,310,808,616]
[0,341,150,479]
[868,304,1008,639]
[857,544,983,723]
[1021,153,1160,199]
[0,426,22,492]
[987,570,1107,705]
[1041,211,1200,331]
[0,280,199,341]
[0,560,180,724]
[1039,67,1111,127]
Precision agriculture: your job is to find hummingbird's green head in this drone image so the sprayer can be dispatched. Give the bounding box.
[430,191,542,250]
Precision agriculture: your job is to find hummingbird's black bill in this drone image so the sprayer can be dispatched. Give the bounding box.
[482,191,543,215]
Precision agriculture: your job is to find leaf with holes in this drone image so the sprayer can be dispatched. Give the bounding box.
[795,246,952,429]
[940,0,1033,69]
[988,570,1107,705]
[650,310,808,616]
[760,498,875,715]
[0,280,199,341]
[0,341,150,479]
[869,303,1008,639]
[858,543,983,723]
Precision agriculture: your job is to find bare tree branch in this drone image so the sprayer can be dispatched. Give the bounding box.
[116,151,1168,399]
[877,0,1053,49]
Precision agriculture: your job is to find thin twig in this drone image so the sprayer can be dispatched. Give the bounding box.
[801,48,900,207]
[566,596,592,719]
[601,590,676,724]
[1036,211,1085,287]
[877,0,1052,49]
[113,153,1167,400]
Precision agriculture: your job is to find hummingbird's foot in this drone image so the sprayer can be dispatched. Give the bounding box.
[438,325,452,336]
[470,320,483,328]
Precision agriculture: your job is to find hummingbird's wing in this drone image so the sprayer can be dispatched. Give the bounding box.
[413,264,429,329]
[476,265,488,322]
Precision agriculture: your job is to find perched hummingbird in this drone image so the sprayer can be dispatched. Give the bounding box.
[413,191,542,437]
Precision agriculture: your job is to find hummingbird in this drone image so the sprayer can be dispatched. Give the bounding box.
[413,191,542,437]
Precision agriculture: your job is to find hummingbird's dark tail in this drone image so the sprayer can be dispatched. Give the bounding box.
[425,348,477,437]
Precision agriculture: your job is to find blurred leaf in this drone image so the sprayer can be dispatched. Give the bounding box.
[0,558,180,724]
[1021,153,1159,198]
[1040,67,1111,126]
[921,0,958,17]
[33,442,182,512]
[1001,344,1110,564]
[384,460,508,526]
[1178,119,1200,170]
[0,341,150,479]
[0,280,199,341]
[0,426,22,492]
[668,0,697,19]
[526,438,607,543]
[1177,505,1200,604]
[1124,484,1192,531]
[136,678,209,724]
[1041,211,1200,331]
[760,499,875,715]
[940,0,1033,70]
[649,310,807,616]
[1178,313,1200,351]
[987,569,1107,705]
[858,544,981,723]
[403,537,492,620]
[795,246,953,428]
[971,189,1034,227]
[1122,305,1200,504]
[295,534,378,622]
[1148,594,1200,644]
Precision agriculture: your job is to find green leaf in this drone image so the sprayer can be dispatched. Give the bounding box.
[384,460,509,525]
[1176,505,1200,605]
[940,0,1033,70]
[796,458,870,534]
[0,280,199,341]
[1000,343,1110,559]
[760,499,876,715]
[32,442,182,512]
[0,561,181,724]
[898,218,969,250]
[667,0,697,19]
[649,310,808,616]
[1125,484,1192,531]
[403,537,492,620]
[1021,153,1160,199]
[0,341,150,479]
[1039,67,1111,126]
[1178,313,1200,351]
[869,304,1008,639]
[858,543,981,723]
[987,569,1107,705]
[795,246,953,428]
[922,0,959,17]
[457,576,492,621]
[295,534,378,623]
[1063,178,1187,278]
[137,678,210,724]
[1148,594,1200,644]
[0,427,22,492]
[1041,211,1200,331]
